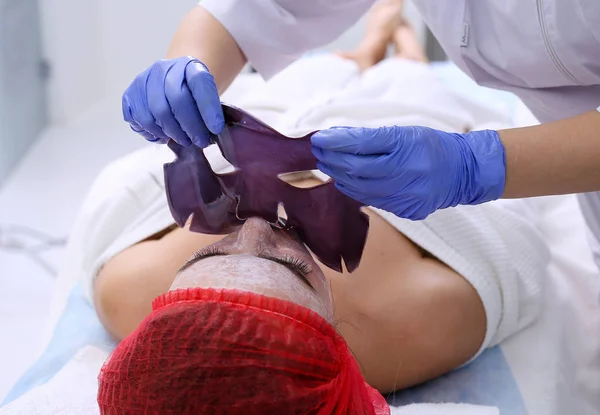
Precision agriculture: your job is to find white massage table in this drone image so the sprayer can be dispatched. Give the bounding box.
[0,101,147,400]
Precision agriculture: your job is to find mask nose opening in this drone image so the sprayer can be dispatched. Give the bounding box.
[274,202,288,229]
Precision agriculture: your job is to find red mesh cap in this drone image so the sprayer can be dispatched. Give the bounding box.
[98,288,389,415]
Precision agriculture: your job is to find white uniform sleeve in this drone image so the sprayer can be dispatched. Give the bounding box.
[200,0,375,78]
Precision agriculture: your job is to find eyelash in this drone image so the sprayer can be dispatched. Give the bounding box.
[192,245,225,261]
[191,247,312,278]
[273,256,312,278]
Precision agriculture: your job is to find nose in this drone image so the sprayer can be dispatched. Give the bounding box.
[233,217,278,254]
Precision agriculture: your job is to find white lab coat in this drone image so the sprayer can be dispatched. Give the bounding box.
[200,0,600,266]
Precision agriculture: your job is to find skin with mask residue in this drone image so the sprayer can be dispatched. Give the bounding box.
[171,217,333,319]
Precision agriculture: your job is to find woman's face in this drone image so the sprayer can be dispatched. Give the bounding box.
[171,217,334,320]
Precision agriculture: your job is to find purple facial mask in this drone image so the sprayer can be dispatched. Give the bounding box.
[163,104,369,272]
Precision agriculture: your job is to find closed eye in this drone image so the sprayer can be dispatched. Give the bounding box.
[179,246,314,290]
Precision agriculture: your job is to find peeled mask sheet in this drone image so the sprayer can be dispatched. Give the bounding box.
[164,104,369,272]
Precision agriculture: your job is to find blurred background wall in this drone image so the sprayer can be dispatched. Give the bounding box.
[39,0,197,126]
[0,0,46,182]
[39,0,425,126]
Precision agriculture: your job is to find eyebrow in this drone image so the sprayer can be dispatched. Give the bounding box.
[178,252,314,290]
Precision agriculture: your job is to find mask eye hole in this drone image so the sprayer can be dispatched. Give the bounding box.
[277,171,330,188]
[203,144,237,174]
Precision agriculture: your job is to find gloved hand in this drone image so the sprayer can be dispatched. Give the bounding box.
[311,126,506,220]
[122,56,224,147]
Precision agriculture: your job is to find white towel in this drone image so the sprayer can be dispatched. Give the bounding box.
[0,347,106,415]
[0,346,498,415]
[391,403,499,415]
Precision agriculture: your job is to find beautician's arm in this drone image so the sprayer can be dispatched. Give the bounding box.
[166,6,247,93]
[500,110,600,198]
[122,6,246,146]
[311,109,600,221]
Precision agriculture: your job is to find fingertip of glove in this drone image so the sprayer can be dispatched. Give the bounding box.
[311,130,337,147]
[133,126,168,144]
[129,124,143,133]
[313,127,362,150]
[311,130,325,142]
[192,131,219,148]
[187,56,209,70]
[207,113,225,135]
[311,144,324,158]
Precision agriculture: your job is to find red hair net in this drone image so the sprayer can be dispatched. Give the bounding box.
[98,288,389,415]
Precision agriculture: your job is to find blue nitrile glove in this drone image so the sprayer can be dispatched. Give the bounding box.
[311,126,506,220]
[122,56,224,147]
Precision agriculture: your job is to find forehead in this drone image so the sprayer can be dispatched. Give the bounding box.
[171,255,322,311]
[175,255,297,288]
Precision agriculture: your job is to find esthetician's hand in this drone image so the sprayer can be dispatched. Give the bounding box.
[122,56,224,147]
[311,126,506,220]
